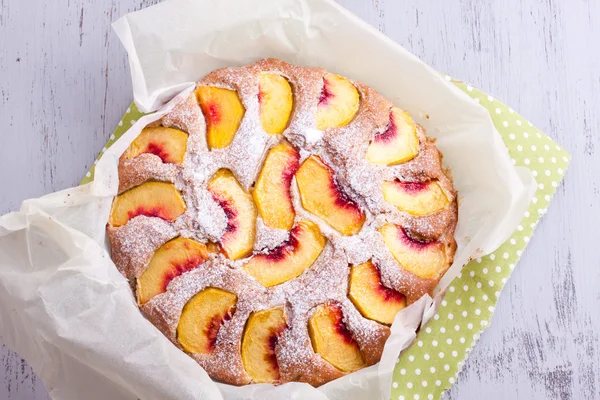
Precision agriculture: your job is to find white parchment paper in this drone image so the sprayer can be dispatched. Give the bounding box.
[0,0,535,399]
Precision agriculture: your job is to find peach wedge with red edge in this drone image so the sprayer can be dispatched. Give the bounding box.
[177,287,237,354]
[137,237,208,305]
[316,73,360,130]
[379,223,448,279]
[365,107,419,165]
[241,307,288,383]
[308,303,365,372]
[295,155,365,236]
[208,169,257,260]
[259,73,293,135]
[253,141,300,230]
[109,181,186,227]
[382,179,450,216]
[243,220,327,287]
[124,126,188,164]
[348,261,406,325]
[197,86,246,149]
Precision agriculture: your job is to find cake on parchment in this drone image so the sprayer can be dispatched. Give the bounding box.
[107,58,457,386]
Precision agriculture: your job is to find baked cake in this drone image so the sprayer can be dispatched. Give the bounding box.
[107,59,457,386]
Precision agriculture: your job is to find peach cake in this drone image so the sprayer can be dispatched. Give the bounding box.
[107,59,457,387]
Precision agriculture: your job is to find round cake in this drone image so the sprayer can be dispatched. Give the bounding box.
[107,58,457,387]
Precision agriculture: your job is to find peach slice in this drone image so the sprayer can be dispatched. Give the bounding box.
[379,223,448,279]
[243,221,326,287]
[208,169,257,260]
[137,237,209,305]
[109,181,186,227]
[124,126,188,164]
[258,73,293,135]
[382,179,450,216]
[308,303,365,372]
[253,141,300,230]
[365,107,419,165]
[295,156,365,236]
[316,73,360,130]
[177,287,237,354]
[207,242,221,254]
[241,307,288,383]
[348,261,406,325]
[197,86,246,149]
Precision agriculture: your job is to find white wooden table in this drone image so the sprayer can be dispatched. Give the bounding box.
[1,1,598,399]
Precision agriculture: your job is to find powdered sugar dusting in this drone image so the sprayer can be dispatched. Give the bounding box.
[299,127,323,148]
[108,216,178,279]
[118,154,178,194]
[178,183,227,243]
[254,218,290,253]
[107,59,457,387]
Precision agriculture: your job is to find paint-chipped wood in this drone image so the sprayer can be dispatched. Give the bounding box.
[0,0,597,399]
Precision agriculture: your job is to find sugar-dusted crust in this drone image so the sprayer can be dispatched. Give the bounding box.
[107,58,458,387]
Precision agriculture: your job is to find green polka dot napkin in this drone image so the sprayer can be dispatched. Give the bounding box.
[389,79,570,400]
[81,104,140,185]
[82,80,570,400]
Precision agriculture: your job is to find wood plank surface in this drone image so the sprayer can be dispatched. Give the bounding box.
[0,0,597,399]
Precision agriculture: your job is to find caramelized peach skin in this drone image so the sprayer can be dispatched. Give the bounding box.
[308,303,365,372]
[349,261,406,325]
[208,169,257,260]
[382,179,450,216]
[243,220,327,287]
[295,156,365,236]
[109,181,186,227]
[259,73,293,135]
[241,307,287,383]
[379,223,448,279]
[177,287,237,354]
[125,127,189,164]
[366,107,419,165]
[137,237,209,305]
[253,142,300,230]
[316,74,360,130]
[197,86,246,149]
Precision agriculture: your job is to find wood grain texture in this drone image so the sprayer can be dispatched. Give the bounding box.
[0,0,597,399]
